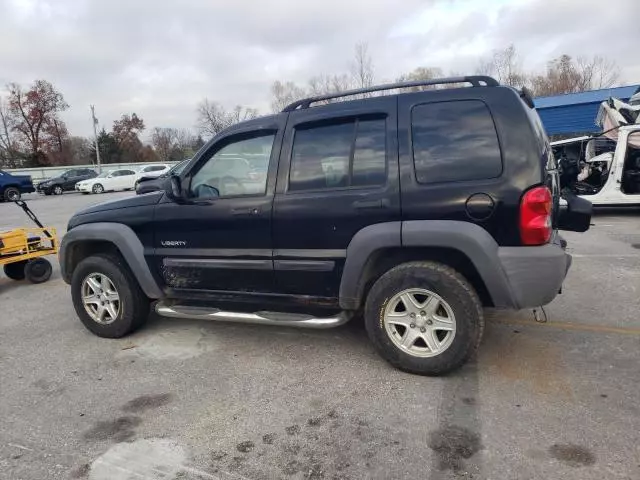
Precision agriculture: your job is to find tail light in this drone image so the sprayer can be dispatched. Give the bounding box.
[520,186,552,245]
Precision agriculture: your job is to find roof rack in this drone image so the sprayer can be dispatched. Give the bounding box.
[282,76,499,112]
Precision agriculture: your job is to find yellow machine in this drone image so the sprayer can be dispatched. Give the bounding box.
[1,200,57,283]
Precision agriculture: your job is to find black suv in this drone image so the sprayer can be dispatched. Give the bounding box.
[37,168,97,195]
[60,77,591,375]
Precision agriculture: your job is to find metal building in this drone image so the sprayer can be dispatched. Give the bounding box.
[534,85,640,136]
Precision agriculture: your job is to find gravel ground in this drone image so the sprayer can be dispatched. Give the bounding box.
[1,192,639,480]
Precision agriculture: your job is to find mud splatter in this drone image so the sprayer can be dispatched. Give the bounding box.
[121,393,173,413]
[236,441,255,453]
[69,463,90,478]
[82,416,142,442]
[262,433,276,444]
[285,425,301,435]
[549,444,596,467]
[428,425,482,472]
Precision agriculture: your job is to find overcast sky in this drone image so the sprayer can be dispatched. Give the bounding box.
[1,0,639,140]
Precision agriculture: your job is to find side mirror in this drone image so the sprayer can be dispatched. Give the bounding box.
[167,174,183,201]
[558,191,592,232]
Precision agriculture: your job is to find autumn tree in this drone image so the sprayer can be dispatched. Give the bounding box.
[196,99,259,138]
[6,79,69,166]
[112,113,145,163]
[151,127,177,161]
[0,97,21,168]
[529,55,620,96]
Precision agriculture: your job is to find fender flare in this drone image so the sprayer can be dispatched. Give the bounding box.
[338,220,516,310]
[59,223,163,299]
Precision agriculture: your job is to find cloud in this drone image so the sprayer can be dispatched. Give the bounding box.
[1,0,638,139]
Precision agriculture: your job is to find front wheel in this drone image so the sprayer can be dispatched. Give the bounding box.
[71,253,149,338]
[364,261,484,376]
[92,183,104,194]
[53,185,63,195]
[4,187,20,201]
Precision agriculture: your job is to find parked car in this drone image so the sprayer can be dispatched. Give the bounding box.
[0,170,35,201]
[134,164,171,186]
[37,168,97,195]
[60,76,591,376]
[75,169,137,194]
[135,159,190,195]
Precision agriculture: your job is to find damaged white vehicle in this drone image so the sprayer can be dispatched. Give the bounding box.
[553,97,640,206]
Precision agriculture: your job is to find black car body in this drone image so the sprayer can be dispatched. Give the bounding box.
[60,76,591,375]
[135,160,190,195]
[37,168,97,195]
[0,169,35,201]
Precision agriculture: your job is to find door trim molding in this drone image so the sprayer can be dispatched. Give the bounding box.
[274,259,335,272]
[163,257,272,270]
[154,248,347,259]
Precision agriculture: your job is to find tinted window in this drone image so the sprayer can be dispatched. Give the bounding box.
[412,100,502,184]
[191,133,274,199]
[289,118,386,191]
[352,119,386,187]
[122,170,136,176]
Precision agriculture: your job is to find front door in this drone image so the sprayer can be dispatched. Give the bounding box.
[272,97,400,298]
[152,117,284,293]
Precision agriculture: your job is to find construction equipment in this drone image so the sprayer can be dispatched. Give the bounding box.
[1,200,57,283]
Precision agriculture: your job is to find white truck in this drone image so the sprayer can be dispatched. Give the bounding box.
[553,97,640,206]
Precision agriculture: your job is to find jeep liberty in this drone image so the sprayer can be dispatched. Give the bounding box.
[60,76,591,375]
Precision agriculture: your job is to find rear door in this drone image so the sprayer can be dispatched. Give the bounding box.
[63,169,80,190]
[272,97,400,298]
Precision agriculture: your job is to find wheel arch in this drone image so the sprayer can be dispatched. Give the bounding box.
[339,220,517,310]
[60,223,163,299]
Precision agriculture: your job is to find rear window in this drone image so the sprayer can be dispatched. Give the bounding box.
[411,100,502,184]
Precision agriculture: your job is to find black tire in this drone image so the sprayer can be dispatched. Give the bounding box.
[3,261,27,280]
[4,187,20,201]
[24,258,53,283]
[71,253,149,338]
[364,261,484,376]
[44,191,52,196]
[53,185,63,195]
[92,183,104,194]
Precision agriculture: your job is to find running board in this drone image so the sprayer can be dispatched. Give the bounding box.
[155,303,352,329]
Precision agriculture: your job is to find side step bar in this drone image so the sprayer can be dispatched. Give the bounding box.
[155,303,352,329]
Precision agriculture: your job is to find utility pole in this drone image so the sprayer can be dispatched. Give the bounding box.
[90,105,101,173]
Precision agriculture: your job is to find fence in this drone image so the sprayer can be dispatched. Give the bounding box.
[5,161,180,183]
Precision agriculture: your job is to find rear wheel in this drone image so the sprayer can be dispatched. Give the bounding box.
[4,187,20,201]
[3,261,27,280]
[92,183,104,194]
[53,185,63,195]
[71,253,149,338]
[364,261,484,376]
[25,258,52,283]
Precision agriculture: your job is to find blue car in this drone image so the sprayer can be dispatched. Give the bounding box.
[0,170,35,201]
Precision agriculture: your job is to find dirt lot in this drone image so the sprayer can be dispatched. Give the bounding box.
[1,192,639,480]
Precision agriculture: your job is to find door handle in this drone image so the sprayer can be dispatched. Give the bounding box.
[231,207,260,216]
[353,199,390,210]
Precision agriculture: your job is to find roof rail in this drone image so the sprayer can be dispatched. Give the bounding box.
[282,76,499,112]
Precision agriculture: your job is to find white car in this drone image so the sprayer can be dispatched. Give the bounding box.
[75,169,138,194]
[134,164,171,185]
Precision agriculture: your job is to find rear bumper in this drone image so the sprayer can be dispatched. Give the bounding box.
[497,237,571,309]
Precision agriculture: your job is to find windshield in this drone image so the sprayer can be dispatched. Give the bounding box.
[171,160,189,175]
[96,171,111,178]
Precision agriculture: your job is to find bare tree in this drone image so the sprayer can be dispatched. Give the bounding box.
[351,42,375,93]
[0,97,20,167]
[151,127,177,161]
[396,67,445,91]
[270,81,306,112]
[196,99,259,137]
[475,44,527,88]
[577,55,620,90]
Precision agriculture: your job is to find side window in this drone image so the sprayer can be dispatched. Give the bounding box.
[412,100,502,184]
[123,170,136,176]
[190,132,275,199]
[289,118,386,192]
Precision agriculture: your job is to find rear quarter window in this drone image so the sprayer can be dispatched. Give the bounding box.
[411,100,502,184]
